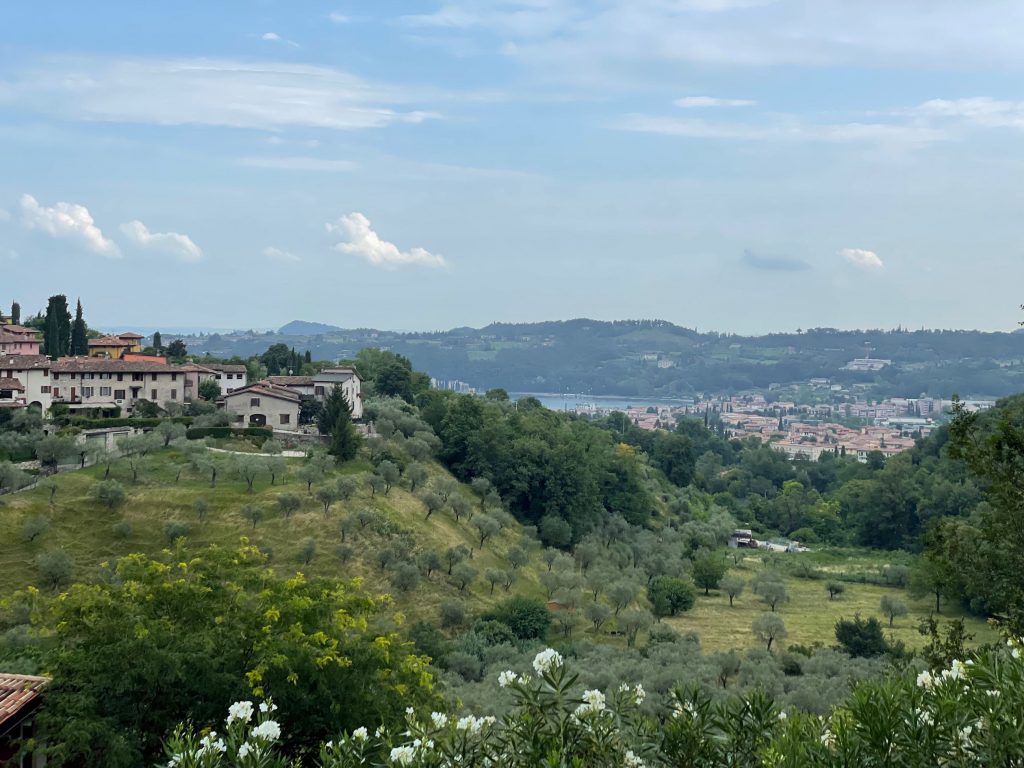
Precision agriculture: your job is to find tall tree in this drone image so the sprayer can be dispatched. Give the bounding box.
[318,384,361,462]
[70,299,89,356]
[152,330,162,351]
[10,301,20,325]
[43,294,71,358]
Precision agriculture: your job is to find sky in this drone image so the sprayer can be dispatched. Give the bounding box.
[2,1,1024,334]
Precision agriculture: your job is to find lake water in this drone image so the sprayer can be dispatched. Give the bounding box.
[510,392,693,412]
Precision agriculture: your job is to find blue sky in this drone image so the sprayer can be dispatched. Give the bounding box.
[2,1,1024,333]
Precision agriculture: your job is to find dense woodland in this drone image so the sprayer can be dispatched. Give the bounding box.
[1,340,1023,765]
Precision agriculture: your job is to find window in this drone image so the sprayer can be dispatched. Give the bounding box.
[132,373,143,382]
[40,386,51,394]
[170,389,177,400]
[171,373,178,381]
[53,388,60,398]
[151,373,158,381]
[151,389,157,400]
[250,397,261,407]
[100,387,111,397]
[117,373,124,381]
[279,413,290,425]
[53,373,60,380]
[315,386,325,397]
[82,387,94,397]
[115,389,125,400]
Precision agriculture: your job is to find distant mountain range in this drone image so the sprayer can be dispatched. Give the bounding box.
[166,318,1024,400]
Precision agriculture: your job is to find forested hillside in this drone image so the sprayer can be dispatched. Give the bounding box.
[177,319,1024,399]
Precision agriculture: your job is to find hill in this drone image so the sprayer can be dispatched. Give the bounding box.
[179,319,1024,400]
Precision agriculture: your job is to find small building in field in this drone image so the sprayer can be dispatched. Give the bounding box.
[0,673,50,766]
[223,382,301,430]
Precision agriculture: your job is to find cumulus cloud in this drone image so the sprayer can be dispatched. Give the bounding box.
[741,249,811,272]
[840,248,884,270]
[237,156,355,172]
[19,194,120,257]
[674,96,756,108]
[326,212,447,269]
[261,32,281,41]
[263,246,300,262]
[121,220,203,262]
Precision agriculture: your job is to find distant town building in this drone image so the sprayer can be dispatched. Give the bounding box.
[843,358,892,372]
[223,382,301,430]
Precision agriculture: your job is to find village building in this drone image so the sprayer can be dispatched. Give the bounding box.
[0,672,50,766]
[86,332,144,359]
[50,357,191,414]
[312,367,363,419]
[222,381,301,430]
[0,326,42,356]
[200,363,248,393]
[0,355,53,412]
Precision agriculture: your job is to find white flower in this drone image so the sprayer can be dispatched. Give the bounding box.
[227,701,255,724]
[777,710,788,721]
[633,683,646,706]
[238,742,252,758]
[582,689,606,710]
[431,712,449,729]
[198,733,227,754]
[352,726,369,742]
[916,670,934,690]
[259,701,278,713]
[820,729,836,749]
[405,707,415,716]
[624,749,645,768]
[390,745,417,765]
[498,670,519,688]
[943,659,967,681]
[532,648,564,675]
[251,719,281,742]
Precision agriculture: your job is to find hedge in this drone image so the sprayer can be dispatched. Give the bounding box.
[70,416,194,430]
[186,426,273,442]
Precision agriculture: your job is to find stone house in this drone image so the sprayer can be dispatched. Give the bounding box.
[222,382,300,430]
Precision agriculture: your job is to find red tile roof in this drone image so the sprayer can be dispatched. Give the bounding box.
[88,336,131,347]
[267,375,314,387]
[0,673,49,731]
[52,357,190,374]
[225,381,301,403]
[0,355,51,371]
[0,378,25,392]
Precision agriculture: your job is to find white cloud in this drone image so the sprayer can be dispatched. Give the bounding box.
[0,55,439,132]
[616,114,945,146]
[909,97,1024,130]
[326,212,447,269]
[840,248,884,270]
[120,220,203,262]
[19,194,120,257]
[261,32,281,41]
[263,246,300,262]
[674,96,756,108]
[237,156,356,172]
[328,12,350,24]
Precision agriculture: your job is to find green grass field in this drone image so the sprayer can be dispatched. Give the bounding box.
[667,550,996,653]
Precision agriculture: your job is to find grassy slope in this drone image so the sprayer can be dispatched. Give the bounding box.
[0,449,995,653]
[0,448,544,623]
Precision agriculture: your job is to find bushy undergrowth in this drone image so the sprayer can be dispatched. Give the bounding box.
[164,636,1024,767]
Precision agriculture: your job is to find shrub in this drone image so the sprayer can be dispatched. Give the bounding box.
[481,596,551,640]
[835,614,888,658]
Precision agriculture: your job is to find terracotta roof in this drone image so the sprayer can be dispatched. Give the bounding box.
[267,375,314,386]
[202,363,247,373]
[0,325,39,337]
[0,355,51,371]
[117,332,144,339]
[88,336,131,347]
[0,673,49,733]
[52,357,190,374]
[0,377,25,392]
[225,382,301,403]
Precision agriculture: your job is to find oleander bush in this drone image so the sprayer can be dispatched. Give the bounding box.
[163,638,1024,767]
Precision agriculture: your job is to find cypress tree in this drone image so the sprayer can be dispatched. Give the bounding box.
[70,299,89,356]
[10,302,20,325]
[43,295,71,357]
[152,331,162,351]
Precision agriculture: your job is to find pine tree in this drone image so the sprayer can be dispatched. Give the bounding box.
[70,299,89,356]
[10,302,20,325]
[318,384,361,462]
[43,295,71,357]
[152,331,162,351]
